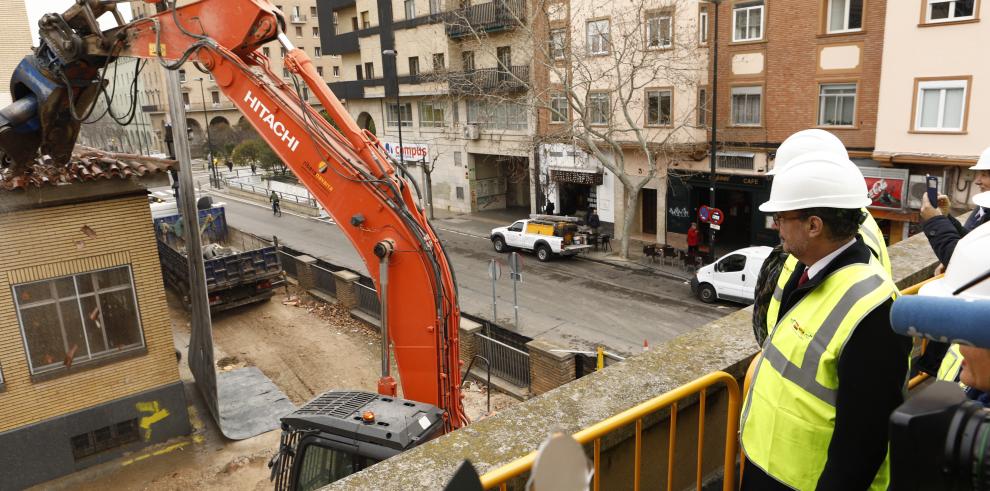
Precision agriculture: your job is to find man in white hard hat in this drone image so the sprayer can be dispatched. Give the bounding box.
[740,152,910,491]
[752,129,890,345]
[920,147,990,266]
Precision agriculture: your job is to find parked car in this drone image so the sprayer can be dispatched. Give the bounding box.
[691,246,774,304]
[490,217,592,262]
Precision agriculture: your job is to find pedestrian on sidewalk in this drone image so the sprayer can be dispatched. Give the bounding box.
[270,191,282,216]
[686,222,700,262]
[251,162,257,175]
[226,159,234,173]
[544,200,555,215]
[587,208,600,234]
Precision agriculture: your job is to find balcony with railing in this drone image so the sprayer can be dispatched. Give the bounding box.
[446,0,526,38]
[448,65,530,94]
[290,14,308,24]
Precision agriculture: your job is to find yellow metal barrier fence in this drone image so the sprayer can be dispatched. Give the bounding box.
[479,371,741,491]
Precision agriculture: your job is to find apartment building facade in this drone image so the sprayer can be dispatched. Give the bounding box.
[0,0,32,108]
[319,0,535,214]
[873,0,987,237]
[129,0,341,157]
[535,0,709,245]
[704,0,889,247]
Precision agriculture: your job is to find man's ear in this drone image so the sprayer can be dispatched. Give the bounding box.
[807,216,826,239]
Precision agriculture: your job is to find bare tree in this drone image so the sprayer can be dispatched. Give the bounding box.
[439,0,708,259]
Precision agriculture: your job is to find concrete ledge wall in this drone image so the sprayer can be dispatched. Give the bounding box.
[328,230,939,490]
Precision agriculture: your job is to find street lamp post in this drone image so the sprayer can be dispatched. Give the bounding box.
[382,49,404,168]
[708,0,721,262]
[195,77,218,188]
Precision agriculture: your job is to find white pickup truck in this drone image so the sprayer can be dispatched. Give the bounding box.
[490,218,592,262]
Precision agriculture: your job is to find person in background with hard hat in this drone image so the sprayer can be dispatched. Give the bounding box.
[912,148,990,377]
[922,193,990,400]
[740,152,910,491]
[919,147,990,267]
[752,129,890,346]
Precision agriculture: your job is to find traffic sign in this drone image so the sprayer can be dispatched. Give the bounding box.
[698,205,711,223]
[509,252,522,282]
[710,224,721,231]
[488,259,502,281]
[709,208,725,225]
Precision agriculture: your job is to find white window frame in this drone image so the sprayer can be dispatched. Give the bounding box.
[646,11,673,49]
[588,93,610,125]
[915,79,969,132]
[699,9,709,44]
[732,1,765,42]
[826,0,864,33]
[419,100,446,127]
[387,102,414,127]
[818,83,857,127]
[926,0,977,22]
[549,93,568,123]
[730,86,762,126]
[587,19,610,55]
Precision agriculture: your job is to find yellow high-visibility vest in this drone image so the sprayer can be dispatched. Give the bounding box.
[742,262,899,491]
[938,344,964,384]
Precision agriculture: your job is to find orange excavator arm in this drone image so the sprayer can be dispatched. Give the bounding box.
[3,0,466,429]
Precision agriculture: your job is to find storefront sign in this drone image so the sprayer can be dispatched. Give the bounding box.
[550,169,604,186]
[861,167,909,210]
[382,142,429,161]
[681,172,768,188]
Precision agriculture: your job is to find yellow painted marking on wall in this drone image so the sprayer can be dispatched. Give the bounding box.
[136,401,170,441]
[149,43,165,56]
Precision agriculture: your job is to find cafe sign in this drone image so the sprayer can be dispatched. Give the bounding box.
[382,142,430,161]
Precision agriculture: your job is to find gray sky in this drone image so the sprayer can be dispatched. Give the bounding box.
[25,0,133,46]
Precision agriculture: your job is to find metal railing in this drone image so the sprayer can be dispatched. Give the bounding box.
[448,66,530,94]
[446,0,526,38]
[475,332,530,388]
[480,371,741,490]
[312,265,337,295]
[223,179,319,209]
[355,282,382,317]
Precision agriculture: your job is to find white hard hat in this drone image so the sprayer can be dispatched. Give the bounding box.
[920,222,990,299]
[971,147,990,171]
[759,151,870,212]
[768,129,849,176]
[975,190,990,208]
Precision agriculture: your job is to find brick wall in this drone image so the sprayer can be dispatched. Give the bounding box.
[526,338,575,396]
[713,0,887,153]
[0,0,32,107]
[0,196,180,432]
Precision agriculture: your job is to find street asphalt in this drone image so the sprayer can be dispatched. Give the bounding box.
[185,169,735,355]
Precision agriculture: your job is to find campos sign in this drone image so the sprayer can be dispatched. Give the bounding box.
[382,142,429,161]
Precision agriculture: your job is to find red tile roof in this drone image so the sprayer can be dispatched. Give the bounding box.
[0,146,178,191]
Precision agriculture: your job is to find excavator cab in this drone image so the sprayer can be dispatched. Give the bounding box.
[269,391,445,490]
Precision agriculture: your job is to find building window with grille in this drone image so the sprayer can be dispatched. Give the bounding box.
[826,0,863,33]
[313,26,320,37]
[925,0,976,22]
[731,86,762,126]
[317,66,324,77]
[179,69,186,82]
[333,66,340,77]
[13,266,146,376]
[549,92,568,123]
[364,62,374,79]
[211,91,221,106]
[405,0,416,19]
[549,29,566,60]
[314,47,322,58]
[588,93,610,125]
[732,1,764,42]
[818,83,856,126]
[361,11,371,28]
[408,57,420,76]
[462,51,475,71]
[387,103,413,127]
[645,11,673,48]
[646,89,672,126]
[914,78,969,132]
[430,0,441,15]
[419,101,446,127]
[311,6,317,16]
[456,186,465,200]
[433,53,445,72]
[71,419,140,460]
[263,47,270,57]
[586,19,610,55]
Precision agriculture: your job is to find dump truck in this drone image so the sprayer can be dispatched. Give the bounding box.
[154,205,284,312]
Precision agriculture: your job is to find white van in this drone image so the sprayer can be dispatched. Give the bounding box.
[691,246,774,304]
